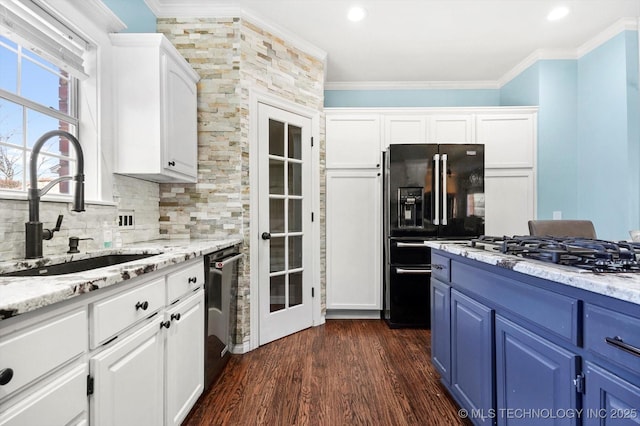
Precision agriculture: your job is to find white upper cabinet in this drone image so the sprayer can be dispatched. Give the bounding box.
[326,114,381,168]
[429,114,474,143]
[384,115,428,146]
[476,113,536,169]
[110,33,200,183]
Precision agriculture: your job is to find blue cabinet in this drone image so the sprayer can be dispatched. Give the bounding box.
[451,289,494,426]
[584,362,640,426]
[431,278,451,383]
[495,316,579,426]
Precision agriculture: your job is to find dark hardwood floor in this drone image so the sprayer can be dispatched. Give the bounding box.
[184,320,471,426]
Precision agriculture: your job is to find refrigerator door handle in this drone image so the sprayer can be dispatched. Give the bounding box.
[396,242,429,248]
[396,267,432,275]
[433,153,440,225]
[441,153,448,226]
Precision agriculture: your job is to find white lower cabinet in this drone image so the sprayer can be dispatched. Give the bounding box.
[0,258,207,426]
[0,363,88,426]
[165,290,205,426]
[90,317,165,426]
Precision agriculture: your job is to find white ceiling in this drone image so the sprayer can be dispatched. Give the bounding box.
[147,0,640,87]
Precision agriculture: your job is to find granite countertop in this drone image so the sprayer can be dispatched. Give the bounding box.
[0,238,242,321]
[426,241,640,306]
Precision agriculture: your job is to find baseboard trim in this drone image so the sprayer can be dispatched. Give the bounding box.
[325,309,382,320]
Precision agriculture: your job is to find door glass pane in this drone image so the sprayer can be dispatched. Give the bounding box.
[288,199,302,232]
[289,235,302,269]
[288,124,302,160]
[270,237,285,272]
[269,159,284,195]
[270,275,285,312]
[270,198,285,233]
[269,119,284,157]
[289,271,302,307]
[288,162,301,196]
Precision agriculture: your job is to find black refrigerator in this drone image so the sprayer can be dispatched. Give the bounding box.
[383,143,485,328]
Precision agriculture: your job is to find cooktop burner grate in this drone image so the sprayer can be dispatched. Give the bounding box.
[469,236,640,273]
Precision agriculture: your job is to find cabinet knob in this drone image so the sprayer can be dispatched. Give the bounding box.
[171,313,181,321]
[0,368,14,386]
[160,321,171,329]
[135,301,149,311]
[188,276,197,284]
[168,161,176,167]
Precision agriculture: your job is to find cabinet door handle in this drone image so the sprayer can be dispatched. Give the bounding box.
[605,336,640,357]
[188,276,197,284]
[0,368,13,385]
[171,313,181,321]
[396,242,428,248]
[135,301,149,311]
[432,264,445,270]
[160,321,171,329]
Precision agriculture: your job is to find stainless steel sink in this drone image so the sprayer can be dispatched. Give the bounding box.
[0,253,161,277]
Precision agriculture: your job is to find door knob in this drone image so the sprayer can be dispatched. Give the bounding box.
[261,232,271,240]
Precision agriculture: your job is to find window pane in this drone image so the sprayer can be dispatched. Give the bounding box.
[21,59,70,114]
[30,153,74,195]
[269,119,284,157]
[270,275,285,313]
[288,124,302,160]
[0,146,24,190]
[0,98,24,147]
[289,271,302,307]
[289,235,302,269]
[0,45,18,94]
[26,109,74,156]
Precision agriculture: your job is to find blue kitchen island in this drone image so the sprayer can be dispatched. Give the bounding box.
[427,241,640,426]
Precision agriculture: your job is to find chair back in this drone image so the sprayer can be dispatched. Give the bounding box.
[527,220,596,238]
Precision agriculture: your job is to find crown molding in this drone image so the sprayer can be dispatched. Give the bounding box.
[576,17,638,57]
[325,80,500,91]
[497,48,577,87]
[143,0,327,62]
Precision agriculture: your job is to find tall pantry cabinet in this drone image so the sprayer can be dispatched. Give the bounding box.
[325,107,537,316]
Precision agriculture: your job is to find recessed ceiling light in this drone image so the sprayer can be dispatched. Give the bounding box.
[347,6,367,22]
[547,6,570,21]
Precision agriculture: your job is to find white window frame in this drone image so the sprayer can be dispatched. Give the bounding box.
[0,35,81,197]
[0,0,127,204]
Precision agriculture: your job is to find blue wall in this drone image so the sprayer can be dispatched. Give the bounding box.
[577,31,639,239]
[102,0,156,33]
[324,89,500,107]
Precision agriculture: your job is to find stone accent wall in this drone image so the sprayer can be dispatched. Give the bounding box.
[157,16,325,348]
[0,175,159,259]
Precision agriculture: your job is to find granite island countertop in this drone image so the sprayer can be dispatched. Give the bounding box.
[0,238,242,320]
[426,241,640,306]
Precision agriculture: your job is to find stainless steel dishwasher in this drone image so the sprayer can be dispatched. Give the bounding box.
[204,246,243,390]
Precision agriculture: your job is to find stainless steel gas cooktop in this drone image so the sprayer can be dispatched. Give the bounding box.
[470,236,640,273]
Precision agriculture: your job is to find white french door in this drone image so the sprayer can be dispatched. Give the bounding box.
[258,102,313,345]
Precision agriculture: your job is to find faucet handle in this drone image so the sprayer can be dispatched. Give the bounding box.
[43,215,64,240]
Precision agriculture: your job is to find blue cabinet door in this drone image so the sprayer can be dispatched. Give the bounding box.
[495,316,579,426]
[584,362,640,426]
[431,278,451,383]
[451,289,494,426]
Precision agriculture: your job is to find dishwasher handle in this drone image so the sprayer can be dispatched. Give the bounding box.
[212,252,244,269]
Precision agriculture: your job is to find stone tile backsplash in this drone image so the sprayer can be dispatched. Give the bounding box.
[0,175,160,260]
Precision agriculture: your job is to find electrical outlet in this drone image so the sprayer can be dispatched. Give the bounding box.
[118,210,135,230]
[553,211,562,220]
